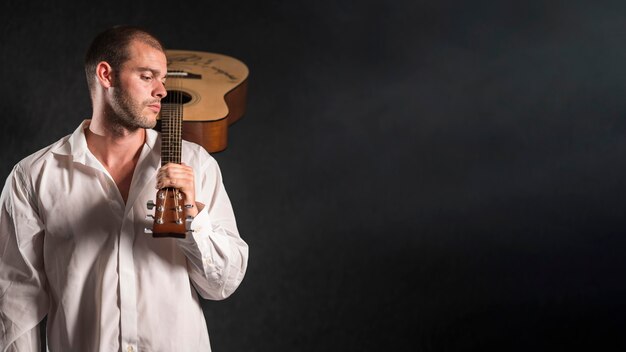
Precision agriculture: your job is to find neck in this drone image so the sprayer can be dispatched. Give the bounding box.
[85,116,146,168]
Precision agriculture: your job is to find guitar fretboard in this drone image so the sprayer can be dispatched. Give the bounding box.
[160,96,183,166]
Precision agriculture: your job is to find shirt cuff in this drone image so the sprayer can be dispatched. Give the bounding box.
[178,205,212,245]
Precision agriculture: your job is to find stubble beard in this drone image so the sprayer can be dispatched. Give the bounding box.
[107,86,158,133]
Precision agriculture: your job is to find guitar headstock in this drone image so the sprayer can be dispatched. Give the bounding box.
[145,187,191,238]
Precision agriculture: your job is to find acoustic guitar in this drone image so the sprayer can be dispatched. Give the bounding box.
[145,50,248,238]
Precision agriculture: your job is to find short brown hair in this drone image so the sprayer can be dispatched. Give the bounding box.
[84,25,165,90]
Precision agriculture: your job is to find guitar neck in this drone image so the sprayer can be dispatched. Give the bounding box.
[160,100,183,166]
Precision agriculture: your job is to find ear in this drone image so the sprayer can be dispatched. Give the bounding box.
[95,61,114,88]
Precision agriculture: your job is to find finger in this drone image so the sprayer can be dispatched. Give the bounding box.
[158,165,193,179]
[157,168,193,181]
[156,175,195,190]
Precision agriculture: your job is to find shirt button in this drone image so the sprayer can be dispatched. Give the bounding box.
[127,346,134,352]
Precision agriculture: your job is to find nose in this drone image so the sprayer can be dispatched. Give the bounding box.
[154,80,167,99]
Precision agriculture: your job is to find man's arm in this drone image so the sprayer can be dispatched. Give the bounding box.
[157,158,248,300]
[0,164,49,352]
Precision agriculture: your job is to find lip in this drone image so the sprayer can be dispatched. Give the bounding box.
[148,104,161,113]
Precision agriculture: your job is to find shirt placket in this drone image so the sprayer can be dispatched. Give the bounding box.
[92,161,140,352]
[119,142,157,352]
[119,209,139,352]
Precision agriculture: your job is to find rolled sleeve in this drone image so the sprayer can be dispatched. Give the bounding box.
[175,153,248,300]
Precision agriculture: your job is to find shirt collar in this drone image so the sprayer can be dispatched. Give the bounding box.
[51,119,158,164]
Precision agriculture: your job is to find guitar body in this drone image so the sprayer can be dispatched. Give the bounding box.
[158,50,249,153]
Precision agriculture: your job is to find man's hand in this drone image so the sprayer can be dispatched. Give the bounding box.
[156,163,203,216]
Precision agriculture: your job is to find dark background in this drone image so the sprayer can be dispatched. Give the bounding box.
[2,0,626,351]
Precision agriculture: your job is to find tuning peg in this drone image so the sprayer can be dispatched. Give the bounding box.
[185,217,194,232]
[147,200,156,210]
[144,228,153,234]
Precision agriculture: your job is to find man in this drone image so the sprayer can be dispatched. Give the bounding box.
[0,26,248,351]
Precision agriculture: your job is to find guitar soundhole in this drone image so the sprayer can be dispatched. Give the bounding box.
[163,90,192,104]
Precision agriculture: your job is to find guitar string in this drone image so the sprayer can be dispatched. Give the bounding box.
[174,75,182,222]
[176,75,181,164]
[156,71,185,230]
[159,87,168,226]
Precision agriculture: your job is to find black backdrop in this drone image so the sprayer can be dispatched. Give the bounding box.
[2,0,626,351]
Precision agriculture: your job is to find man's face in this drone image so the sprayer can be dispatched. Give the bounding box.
[108,40,167,130]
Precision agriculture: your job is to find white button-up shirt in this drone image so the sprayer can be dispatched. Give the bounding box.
[0,121,248,351]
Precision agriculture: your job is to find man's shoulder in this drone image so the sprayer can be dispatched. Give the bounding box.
[15,134,72,173]
[181,138,215,164]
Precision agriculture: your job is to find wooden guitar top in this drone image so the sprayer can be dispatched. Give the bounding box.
[157,50,249,153]
[163,50,248,122]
